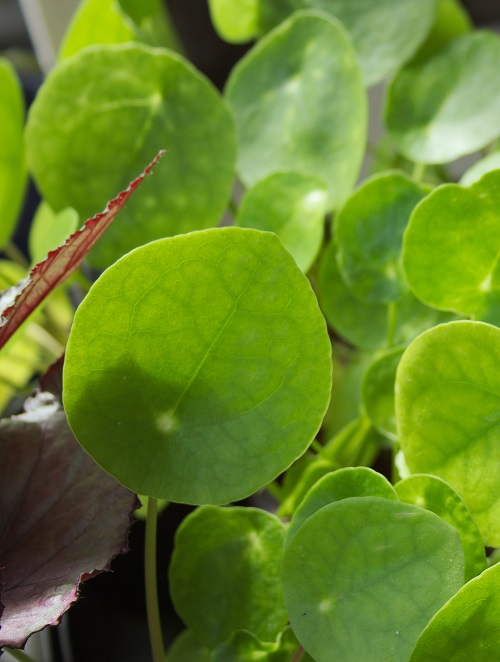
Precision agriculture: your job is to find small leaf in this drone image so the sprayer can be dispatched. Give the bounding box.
[282,497,464,662]
[63,227,332,504]
[336,171,428,304]
[0,152,163,351]
[395,474,487,582]
[287,467,398,543]
[259,0,437,86]
[396,320,500,546]
[236,172,328,273]
[362,346,405,439]
[208,0,260,43]
[403,173,500,325]
[225,11,367,211]
[169,506,288,649]
[410,563,500,661]
[0,390,138,649]
[386,31,500,164]
[26,44,236,268]
[0,58,27,248]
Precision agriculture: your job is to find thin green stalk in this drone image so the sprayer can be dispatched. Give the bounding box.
[412,162,425,183]
[266,480,283,502]
[3,241,29,269]
[386,302,397,349]
[291,645,305,662]
[4,648,36,662]
[145,497,166,662]
[228,198,238,217]
[311,439,324,455]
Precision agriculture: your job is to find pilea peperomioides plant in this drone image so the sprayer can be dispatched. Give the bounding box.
[1,0,500,661]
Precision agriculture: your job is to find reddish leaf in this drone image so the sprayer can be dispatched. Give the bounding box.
[0,151,165,350]
[0,390,139,649]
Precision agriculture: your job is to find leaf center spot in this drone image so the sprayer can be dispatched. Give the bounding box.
[156,410,179,434]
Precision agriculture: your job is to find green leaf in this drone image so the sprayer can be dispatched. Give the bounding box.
[63,228,332,504]
[282,497,464,662]
[225,11,366,211]
[28,202,79,265]
[259,0,436,86]
[403,173,500,324]
[318,241,452,350]
[460,151,500,187]
[212,628,299,662]
[169,506,287,649]
[386,31,500,164]
[395,320,500,546]
[208,0,260,43]
[0,58,26,249]
[336,171,428,304]
[26,44,236,269]
[410,0,472,66]
[395,475,486,582]
[410,563,500,661]
[167,629,211,662]
[60,0,180,59]
[362,346,404,439]
[287,467,398,543]
[236,172,327,273]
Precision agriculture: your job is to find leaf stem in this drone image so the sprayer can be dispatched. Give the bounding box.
[4,648,36,662]
[145,496,166,662]
[310,439,324,454]
[386,302,397,349]
[291,645,305,662]
[228,198,238,217]
[412,162,425,183]
[3,242,29,269]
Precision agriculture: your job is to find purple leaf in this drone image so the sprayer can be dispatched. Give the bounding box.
[0,388,139,649]
[0,151,165,350]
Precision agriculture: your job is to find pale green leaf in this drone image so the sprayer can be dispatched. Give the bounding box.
[208,0,260,43]
[282,497,464,662]
[225,11,366,210]
[460,151,500,187]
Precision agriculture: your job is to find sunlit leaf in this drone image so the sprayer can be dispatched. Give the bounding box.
[208,0,260,43]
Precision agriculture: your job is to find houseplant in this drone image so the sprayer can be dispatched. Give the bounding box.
[1,0,500,660]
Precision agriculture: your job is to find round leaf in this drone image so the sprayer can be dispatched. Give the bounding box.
[225,11,367,211]
[403,173,500,325]
[236,172,327,273]
[362,346,404,439]
[259,0,436,86]
[287,467,398,542]
[396,320,500,545]
[410,563,500,662]
[208,0,260,43]
[396,474,487,582]
[169,506,287,649]
[386,31,500,164]
[26,44,236,268]
[282,497,464,662]
[0,58,26,248]
[63,227,332,504]
[336,171,428,304]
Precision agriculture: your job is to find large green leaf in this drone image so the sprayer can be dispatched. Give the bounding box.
[287,467,398,542]
[410,0,471,66]
[336,171,428,304]
[208,0,260,43]
[259,0,436,86]
[26,44,236,269]
[282,497,464,662]
[396,475,486,582]
[386,31,500,164]
[63,228,332,504]
[410,563,500,661]
[0,58,26,249]
[236,172,327,273]
[403,173,500,325]
[169,506,287,648]
[225,11,366,211]
[396,320,500,546]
